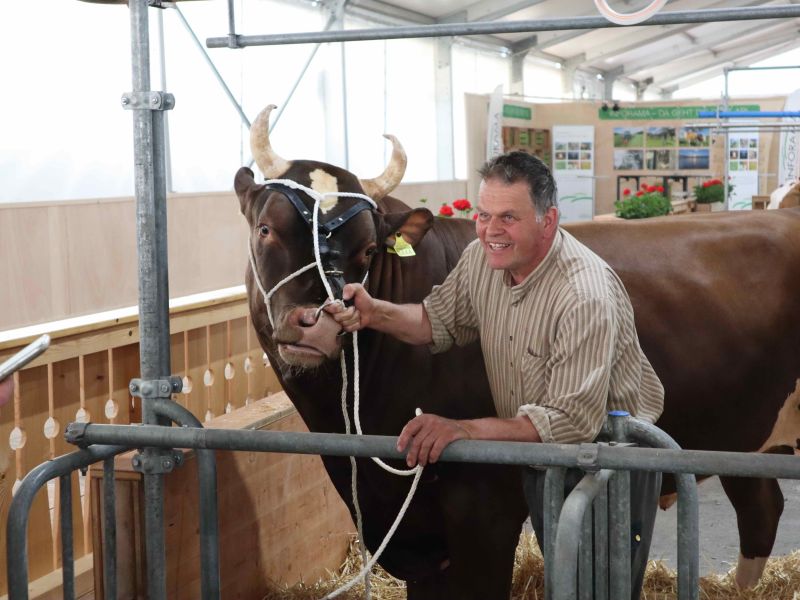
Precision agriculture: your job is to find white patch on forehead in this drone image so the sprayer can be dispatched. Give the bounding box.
[309,169,339,214]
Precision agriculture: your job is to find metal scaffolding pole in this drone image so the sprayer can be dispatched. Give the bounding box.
[207,5,800,48]
[128,2,172,598]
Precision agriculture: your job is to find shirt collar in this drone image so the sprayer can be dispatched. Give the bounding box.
[504,229,563,302]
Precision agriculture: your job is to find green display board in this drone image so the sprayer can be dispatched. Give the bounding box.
[598,105,760,120]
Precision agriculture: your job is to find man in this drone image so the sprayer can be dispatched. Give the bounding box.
[327,151,664,598]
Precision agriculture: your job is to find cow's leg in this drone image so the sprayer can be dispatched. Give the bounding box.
[438,465,526,600]
[719,473,784,588]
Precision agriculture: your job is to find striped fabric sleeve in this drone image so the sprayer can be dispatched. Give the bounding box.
[423,246,480,355]
[518,297,617,444]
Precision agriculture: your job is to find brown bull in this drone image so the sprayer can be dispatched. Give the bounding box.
[235,105,800,595]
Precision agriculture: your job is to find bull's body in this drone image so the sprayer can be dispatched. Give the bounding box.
[238,104,800,595]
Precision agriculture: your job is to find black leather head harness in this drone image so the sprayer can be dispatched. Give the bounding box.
[265,182,376,301]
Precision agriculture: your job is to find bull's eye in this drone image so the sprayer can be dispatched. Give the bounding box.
[257,224,270,237]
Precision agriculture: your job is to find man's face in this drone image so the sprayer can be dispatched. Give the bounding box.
[475,178,558,285]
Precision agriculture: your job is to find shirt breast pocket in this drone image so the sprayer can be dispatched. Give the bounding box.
[521,349,549,401]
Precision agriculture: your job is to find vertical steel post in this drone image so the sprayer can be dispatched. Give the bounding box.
[59,475,75,600]
[543,466,566,600]
[593,483,609,600]
[578,506,592,600]
[103,457,118,600]
[607,412,631,600]
[129,2,171,598]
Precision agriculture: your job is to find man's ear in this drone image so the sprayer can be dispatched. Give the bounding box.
[234,167,260,220]
[377,208,434,249]
[543,205,559,232]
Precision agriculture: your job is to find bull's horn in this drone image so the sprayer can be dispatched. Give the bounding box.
[359,134,407,201]
[250,104,291,179]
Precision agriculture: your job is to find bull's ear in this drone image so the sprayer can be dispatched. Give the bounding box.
[378,208,434,249]
[234,167,257,218]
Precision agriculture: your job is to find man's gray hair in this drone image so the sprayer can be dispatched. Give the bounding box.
[478,151,558,217]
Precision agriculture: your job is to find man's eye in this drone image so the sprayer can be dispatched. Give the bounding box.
[365,246,377,257]
[258,224,270,237]
[502,215,515,224]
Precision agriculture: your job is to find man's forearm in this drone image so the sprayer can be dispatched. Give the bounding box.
[459,415,542,443]
[370,300,433,345]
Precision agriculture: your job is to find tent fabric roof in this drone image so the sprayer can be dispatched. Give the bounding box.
[336,0,800,96]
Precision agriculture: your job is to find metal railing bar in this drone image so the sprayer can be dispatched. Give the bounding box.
[543,467,565,600]
[607,469,632,600]
[552,470,614,600]
[626,419,699,600]
[152,399,220,600]
[206,5,800,48]
[66,422,800,480]
[103,457,118,600]
[6,445,128,600]
[592,484,608,600]
[59,474,75,600]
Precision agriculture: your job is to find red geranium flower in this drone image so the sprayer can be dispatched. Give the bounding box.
[636,191,644,197]
[472,213,478,221]
[622,188,631,196]
[453,198,472,211]
[646,185,657,193]
[439,204,454,217]
[655,185,664,193]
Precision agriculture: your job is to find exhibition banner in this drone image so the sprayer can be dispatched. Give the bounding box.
[728,130,759,211]
[553,125,594,223]
[598,104,759,120]
[486,85,504,161]
[779,88,800,185]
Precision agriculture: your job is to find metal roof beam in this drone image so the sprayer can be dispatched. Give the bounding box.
[439,0,547,24]
[654,29,800,88]
[622,18,793,76]
[663,39,800,91]
[341,0,433,25]
[560,0,769,64]
[208,4,800,48]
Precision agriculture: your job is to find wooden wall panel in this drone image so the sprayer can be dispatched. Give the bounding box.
[89,394,354,600]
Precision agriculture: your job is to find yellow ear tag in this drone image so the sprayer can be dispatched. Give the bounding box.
[386,233,416,257]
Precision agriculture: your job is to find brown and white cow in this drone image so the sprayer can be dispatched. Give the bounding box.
[235,105,800,594]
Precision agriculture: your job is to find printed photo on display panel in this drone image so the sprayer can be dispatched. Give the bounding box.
[678,127,710,147]
[614,149,644,170]
[613,127,644,148]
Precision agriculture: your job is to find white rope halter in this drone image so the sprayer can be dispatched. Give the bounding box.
[248,178,423,599]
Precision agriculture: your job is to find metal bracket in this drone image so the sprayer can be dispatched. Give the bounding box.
[65,421,90,448]
[120,91,175,111]
[131,449,184,475]
[129,376,183,399]
[577,443,600,472]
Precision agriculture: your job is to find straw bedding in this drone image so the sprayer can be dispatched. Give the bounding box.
[262,534,800,600]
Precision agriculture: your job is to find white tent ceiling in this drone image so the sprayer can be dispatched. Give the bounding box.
[329,0,800,96]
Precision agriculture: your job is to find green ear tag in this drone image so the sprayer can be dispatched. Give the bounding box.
[387,233,416,257]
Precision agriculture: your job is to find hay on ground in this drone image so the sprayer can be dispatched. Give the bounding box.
[262,534,800,600]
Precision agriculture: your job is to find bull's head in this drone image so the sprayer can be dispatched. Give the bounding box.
[235,105,433,370]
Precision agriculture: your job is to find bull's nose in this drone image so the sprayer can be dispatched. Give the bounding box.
[299,308,318,327]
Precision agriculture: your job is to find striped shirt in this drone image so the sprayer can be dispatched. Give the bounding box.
[423,229,664,444]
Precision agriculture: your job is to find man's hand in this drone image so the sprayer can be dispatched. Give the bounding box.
[0,376,14,407]
[324,283,375,333]
[397,414,471,467]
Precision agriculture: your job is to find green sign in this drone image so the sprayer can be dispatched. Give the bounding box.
[503,104,532,120]
[597,105,760,120]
